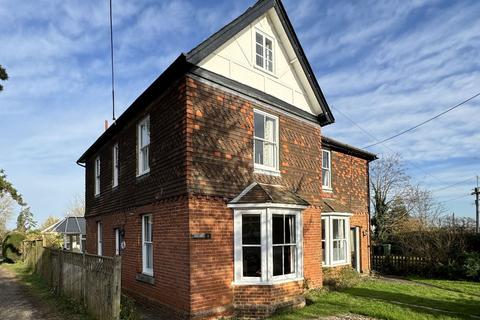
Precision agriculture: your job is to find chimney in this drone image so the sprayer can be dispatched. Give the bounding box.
[104,120,109,131]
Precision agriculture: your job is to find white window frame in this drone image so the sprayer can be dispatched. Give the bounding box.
[115,228,120,255]
[112,144,119,188]
[254,29,275,75]
[137,116,150,176]
[97,221,103,256]
[94,156,101,196]
[322,150,332,190]
[322,213,351,267]
[253,109,280,175]
[142,214,153,276]
[231,205,304,285]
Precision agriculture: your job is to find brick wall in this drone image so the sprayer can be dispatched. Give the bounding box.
[185,76,323,206]
[322,150,371,272]
[84,77,188,218]
[86,197,191,317]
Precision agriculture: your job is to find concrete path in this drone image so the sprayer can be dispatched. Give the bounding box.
[0,265,61,320]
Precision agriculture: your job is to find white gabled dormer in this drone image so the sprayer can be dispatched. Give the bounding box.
[186,0,334,126]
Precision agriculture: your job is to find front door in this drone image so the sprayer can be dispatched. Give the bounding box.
[350,227,361,272]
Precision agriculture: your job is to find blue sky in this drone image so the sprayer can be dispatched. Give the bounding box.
[0,0,479,227]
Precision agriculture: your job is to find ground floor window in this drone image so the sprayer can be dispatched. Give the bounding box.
[97,222,103,256]
[322,213,351,267]
[142,214,153,276]
[233,207,304,284]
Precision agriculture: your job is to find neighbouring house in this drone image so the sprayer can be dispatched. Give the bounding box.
[77,0,376,318]
[42,216,86,252]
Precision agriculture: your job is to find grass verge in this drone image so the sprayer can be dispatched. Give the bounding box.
[269,278,480,320]
[1,262,94,320]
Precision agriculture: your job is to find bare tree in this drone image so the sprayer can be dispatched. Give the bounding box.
[65,195,85,217]
[370,153,410,242]
[0,193,14,242]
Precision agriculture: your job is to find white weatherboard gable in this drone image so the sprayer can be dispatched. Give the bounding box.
[198,8,322,116]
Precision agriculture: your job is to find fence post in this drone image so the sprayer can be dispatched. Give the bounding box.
[111,255,122,320]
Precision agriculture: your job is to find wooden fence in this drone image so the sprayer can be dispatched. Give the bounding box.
[372,255,431,275]
[23,240,121,320]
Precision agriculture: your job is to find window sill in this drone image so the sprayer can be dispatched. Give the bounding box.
[136,273,155,285]
[323,262,350,268]
[322,187,333,192]
[232,277,303,286]
[254,166,281,177]
[136,169,150,179]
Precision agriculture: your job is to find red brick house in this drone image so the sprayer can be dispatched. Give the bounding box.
[77,0,376,318]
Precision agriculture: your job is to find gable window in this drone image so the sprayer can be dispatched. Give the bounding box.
[137,116,150,176]
[255,31,274,73]
[142,214,153,276]
[232,207,303,284]
[254,110,279,173]
[97,221,103,256]
[322,150,331,190]
[94,156,101,196]
[322,214,351,267]
[112,144,119,188]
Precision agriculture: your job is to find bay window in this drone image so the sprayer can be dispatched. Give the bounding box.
[232,207,304,284]
[254,110,279,174]
[322,214,351,267]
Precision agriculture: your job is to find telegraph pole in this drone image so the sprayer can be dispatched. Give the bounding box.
[473,176,480,234]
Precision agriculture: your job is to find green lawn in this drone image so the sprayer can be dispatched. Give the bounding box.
[270,278,480,320]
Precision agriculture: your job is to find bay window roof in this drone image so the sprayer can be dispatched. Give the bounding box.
[230,182,309,207]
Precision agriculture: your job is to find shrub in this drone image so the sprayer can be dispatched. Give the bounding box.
[463,252,480,281]
[323,266,362,290]
[120,294,139,320]
[1,232,25,263]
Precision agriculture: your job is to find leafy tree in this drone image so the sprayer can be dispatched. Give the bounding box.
[40,215,60,231]
[0,65,7,92]
[16,206,36,233]
[0,169,23,205]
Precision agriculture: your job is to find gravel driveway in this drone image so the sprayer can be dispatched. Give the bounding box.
[0,265,61,320]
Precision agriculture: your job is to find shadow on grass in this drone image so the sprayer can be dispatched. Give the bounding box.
[343,287,480,319]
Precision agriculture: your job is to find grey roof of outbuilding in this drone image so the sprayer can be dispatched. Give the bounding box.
[43,216,86,235]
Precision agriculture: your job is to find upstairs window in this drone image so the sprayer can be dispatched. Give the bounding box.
[112,144,119,188]
[137,116,150,176]
[94,156,101,196]
[254,110,279,173]
[255,31,274,73]
[322,150,331,189]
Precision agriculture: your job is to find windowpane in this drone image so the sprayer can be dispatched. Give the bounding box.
[256,43,263,56]
[145,243,153,269]
[141,123,150,147]
[333,219,345,240]
[144,215,152,241]
[256,32,263,45]
[333,240,346,262]
[254,139,264,165]
[242,215,260,244]
[285,215,295,244]
[243,247,261,277]
[272,215,283,244]
[265,38,272,51]
[322,151,330,168]
[284,245,295,274]
[273,246,283,276]
[265,117,275,142]
[263,142,275,167]
[322,168,330,187]
[322,219,326,263]
[254,113,264,139]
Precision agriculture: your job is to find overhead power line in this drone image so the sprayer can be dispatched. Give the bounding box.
[432,176,474,193]
[363,91,480,149]
[439,193,472,204]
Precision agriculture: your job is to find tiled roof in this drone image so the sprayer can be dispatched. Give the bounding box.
[230,182,309,206]
[322,199,352,213]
